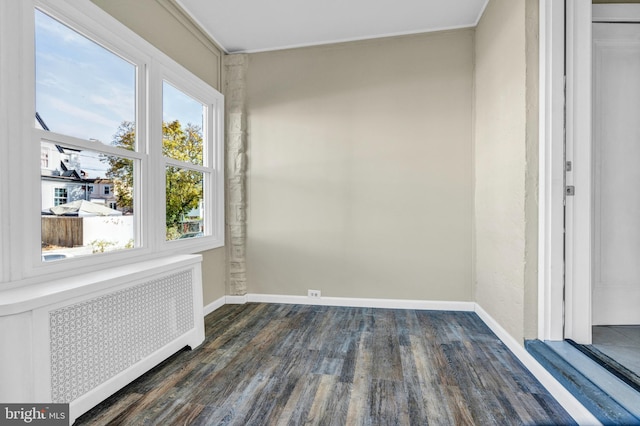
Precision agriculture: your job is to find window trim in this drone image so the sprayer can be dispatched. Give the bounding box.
[1,0,224,288]
[155,65,224,247]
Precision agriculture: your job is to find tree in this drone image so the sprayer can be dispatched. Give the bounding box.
[103,120,204,238]
[103,121,134,213]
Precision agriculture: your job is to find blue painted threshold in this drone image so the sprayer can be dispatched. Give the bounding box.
[525,339,640,425]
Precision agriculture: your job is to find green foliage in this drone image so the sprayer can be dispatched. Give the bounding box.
[165,166,203,231]
[163,120,203,165]
[103,120,204,237]
[90,239,116,254]
[102,121,135,212]
[166,226,181,241]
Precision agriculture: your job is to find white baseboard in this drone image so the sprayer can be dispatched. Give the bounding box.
[203,293,472,313]
[474,303,601,426]
[225,295,248,304]
[203,296,226,316]
[246,293,475,311]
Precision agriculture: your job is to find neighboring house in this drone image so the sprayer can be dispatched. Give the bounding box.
[41,175,119,212]
[88,178,118,211]
[40,137,88,211]
[37,113,120,212]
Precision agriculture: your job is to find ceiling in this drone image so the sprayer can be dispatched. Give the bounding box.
[176,0,489,54]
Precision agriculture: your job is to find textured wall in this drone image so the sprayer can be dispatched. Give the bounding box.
[246,31,474,301]
[224,55,248,295]
[474,0,538,343]
[524,0,539,340]
[91,0,226,306]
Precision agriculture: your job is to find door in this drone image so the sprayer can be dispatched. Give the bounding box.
[592,22,640,325]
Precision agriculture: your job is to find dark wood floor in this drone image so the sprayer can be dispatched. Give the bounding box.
[75,303,575,425]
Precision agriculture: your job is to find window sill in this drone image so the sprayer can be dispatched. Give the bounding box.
[0,254,202,316]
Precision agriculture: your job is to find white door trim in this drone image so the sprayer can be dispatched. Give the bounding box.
[538,0,566,341]
[539,0,594,344]
[564,0,592,345]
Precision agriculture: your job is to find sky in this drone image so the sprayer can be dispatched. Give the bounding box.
[35,10,203,178]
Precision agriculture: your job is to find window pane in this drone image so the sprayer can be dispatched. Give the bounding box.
[166,167,204,241]
[41,141,135,260]
[162,81,204,165]
[35,10,136,149]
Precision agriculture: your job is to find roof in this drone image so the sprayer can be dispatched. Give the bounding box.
[49,200,122,217]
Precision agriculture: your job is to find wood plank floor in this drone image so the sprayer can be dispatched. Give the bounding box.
[75,303,575,425]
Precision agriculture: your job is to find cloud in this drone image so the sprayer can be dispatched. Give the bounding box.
[89,86,135,123]
[38,94,121,143]
[36,10,93,48]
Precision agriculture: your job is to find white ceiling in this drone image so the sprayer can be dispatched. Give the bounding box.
[176,0,489,54]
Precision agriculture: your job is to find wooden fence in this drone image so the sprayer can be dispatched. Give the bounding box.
[42,216,83,247]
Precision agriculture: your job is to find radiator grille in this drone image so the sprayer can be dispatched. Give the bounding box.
[49,270,194,402]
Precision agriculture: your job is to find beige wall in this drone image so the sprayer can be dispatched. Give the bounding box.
[474,0,538,343]
[91,0,222,91]
[92,0,545,335]
[246,31,474,301]
[91,0,226,306]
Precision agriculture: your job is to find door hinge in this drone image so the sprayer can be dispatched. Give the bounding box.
[565,186,575,196]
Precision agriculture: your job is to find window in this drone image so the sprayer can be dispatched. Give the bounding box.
[41,148,49,168]
[53,188,67,206]
[162,81,209,241]
[35,10,136,146]
[36,9,138,259]
[0,0,224,284]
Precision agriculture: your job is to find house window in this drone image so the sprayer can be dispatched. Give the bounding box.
[162,81,208,241]
[53,188,67,206]
[41,149,49,168]
[36,9,139,260]
[0,0,224,281]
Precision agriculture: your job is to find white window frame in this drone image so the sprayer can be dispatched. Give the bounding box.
[152,65,224,249]
[0,0,224,287]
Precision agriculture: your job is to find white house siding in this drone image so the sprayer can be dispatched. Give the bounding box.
[41,178,87,211]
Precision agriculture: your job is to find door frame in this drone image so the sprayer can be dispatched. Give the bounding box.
[538,0,566,342]
[540,2,640,344]
[564,0,592,344]
[539,0,592,344]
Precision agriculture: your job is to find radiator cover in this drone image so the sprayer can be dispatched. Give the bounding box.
[0,254,204,426]
[49,269,194,403]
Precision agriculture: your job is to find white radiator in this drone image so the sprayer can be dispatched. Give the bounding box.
[0,254,205,425]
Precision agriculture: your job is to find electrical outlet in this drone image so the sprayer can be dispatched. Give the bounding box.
[308,289,321,298]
